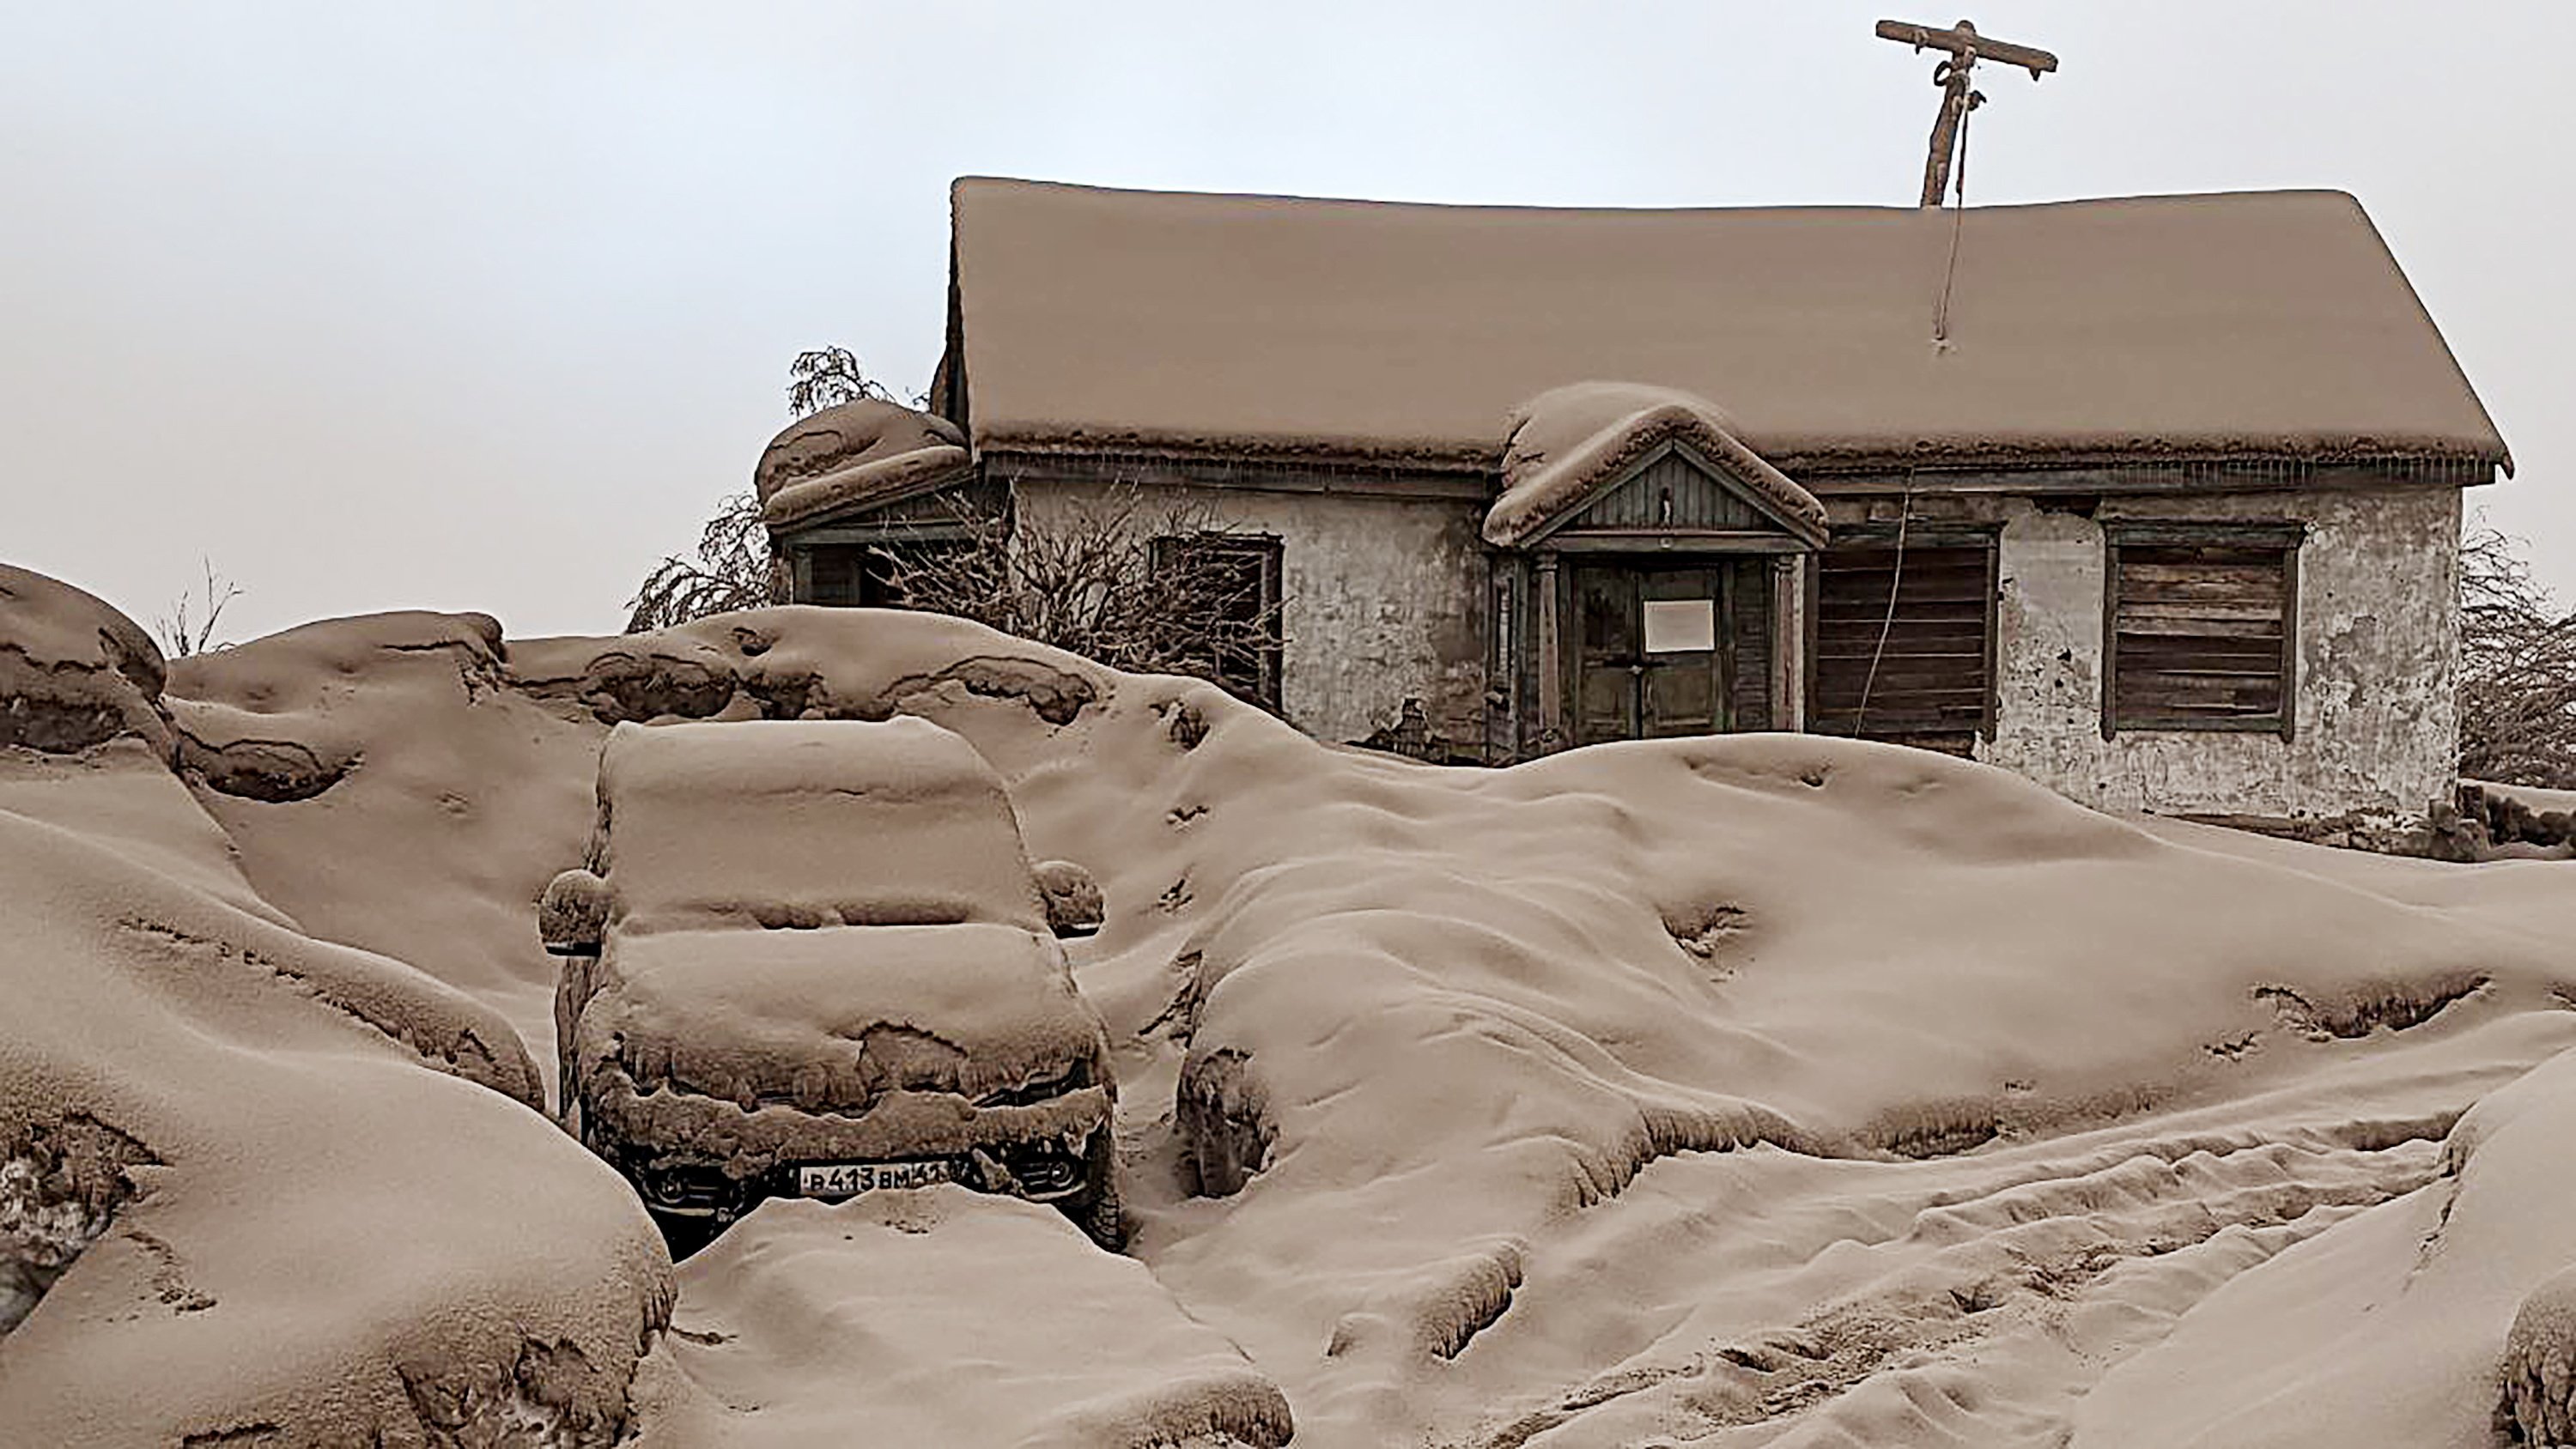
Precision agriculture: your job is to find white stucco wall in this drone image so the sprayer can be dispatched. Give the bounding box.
[1013,467,2464,819]
[1977,484,2462,821]
[1013,480,1488,749]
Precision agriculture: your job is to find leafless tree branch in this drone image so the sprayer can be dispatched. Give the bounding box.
[883,485,1281,700]
[2458,517,2576,790]
[623,492,784,634]
[155,558,242,658]
[787,346,924,416]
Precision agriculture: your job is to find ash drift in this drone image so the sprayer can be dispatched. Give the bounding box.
[9,561,2576,1447]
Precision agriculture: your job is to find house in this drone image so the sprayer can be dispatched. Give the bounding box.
[756,178,2512,828]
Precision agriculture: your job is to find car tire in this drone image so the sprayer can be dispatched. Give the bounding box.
[1066,1130,1124,1252]
[652,1209,719,1263]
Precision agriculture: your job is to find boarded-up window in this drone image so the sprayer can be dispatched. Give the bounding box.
[1809,532,1996,753]
[2104,523,2300,738]
[1151,534,1285,712]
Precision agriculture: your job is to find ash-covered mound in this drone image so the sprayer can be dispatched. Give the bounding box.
[0,563,172,756]
[2065,1040,2576,1449]
[635,1188,1291,1448]
[0,576,677,1446]
[0,767,674,1445]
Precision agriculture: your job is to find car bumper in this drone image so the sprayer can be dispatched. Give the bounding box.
[592,1083,1113,1222]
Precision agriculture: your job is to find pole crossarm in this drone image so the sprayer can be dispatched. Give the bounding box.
[1874,18,2057,80]
[1875,18,2057,208]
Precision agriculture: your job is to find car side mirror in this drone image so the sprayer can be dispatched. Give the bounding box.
[539,868,611,955]
[1034,859,1103,939]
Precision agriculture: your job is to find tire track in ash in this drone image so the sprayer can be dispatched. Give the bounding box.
[1428,1021,2569,1448]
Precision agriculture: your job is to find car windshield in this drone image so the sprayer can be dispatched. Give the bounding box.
[598,718,1050,934]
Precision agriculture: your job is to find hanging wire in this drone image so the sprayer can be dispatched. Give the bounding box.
[1931,81,1978,345]
[1854,474,1917,736]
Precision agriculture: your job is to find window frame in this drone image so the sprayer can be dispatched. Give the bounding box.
[1149,530,1285,713]
[795,539,964,608]
[1805,522,2002,750]
[2099,519,2303,742]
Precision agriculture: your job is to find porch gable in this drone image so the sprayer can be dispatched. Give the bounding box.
[1516,438,1829,554]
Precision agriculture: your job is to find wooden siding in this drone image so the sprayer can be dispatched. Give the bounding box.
[791,538,969,608]
[1569,451,1766,531]
[775,477,1005,549]
[1487,560,1526,762]
[803,543,869,607]
[1809,537,1996,747]
[1730,561,1772,731]
[2105,530,2299,737]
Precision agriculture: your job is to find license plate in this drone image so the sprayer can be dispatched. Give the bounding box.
[794,1159,961,1197]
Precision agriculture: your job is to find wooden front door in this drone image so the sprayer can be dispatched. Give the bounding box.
[1571,564,1733,745]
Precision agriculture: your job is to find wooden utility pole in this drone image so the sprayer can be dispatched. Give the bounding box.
[1876,19,2057,208]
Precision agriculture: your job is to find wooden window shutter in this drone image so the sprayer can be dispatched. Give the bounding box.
[2102,523,2301,739]
[1808,530,1998,754]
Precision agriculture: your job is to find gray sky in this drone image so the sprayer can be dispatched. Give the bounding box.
[5,2,2568,645]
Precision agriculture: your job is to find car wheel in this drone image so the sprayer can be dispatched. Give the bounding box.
[575,1100,610,1162]
[1065,1130,1124,1252]
[651,1209,719,1263]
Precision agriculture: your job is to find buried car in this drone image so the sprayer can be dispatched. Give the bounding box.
[540,717,1118,1253]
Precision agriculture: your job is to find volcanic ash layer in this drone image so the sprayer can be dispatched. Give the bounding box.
[4,565,2575,1446]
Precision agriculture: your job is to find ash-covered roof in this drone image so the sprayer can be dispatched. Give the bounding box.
[1487,383,1828,549]
[948,179,2510,476]
[755,399,971,532]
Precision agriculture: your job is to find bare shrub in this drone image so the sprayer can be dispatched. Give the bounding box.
[623,349,927,632]
[622,492,784,634]
[155,559,240,658]
[786,345,919,416]
[2458,519,2576,790]
[884,487,1282,704]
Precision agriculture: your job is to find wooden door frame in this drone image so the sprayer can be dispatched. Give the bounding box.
[1537,551,1800,750]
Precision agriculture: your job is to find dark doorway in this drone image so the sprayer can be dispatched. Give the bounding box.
[804,543,884,607]
[1571,563,1748,746]
[803,541,966,608]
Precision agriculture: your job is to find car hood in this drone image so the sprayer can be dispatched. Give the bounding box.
[576,922,1110,1114]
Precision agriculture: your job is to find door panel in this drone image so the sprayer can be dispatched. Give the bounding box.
[1573,567,1638,745]
[1643,658,1719,734]
[1640,568,1723,737]
[1576,662,1637,744]
[1571,564,1741,743]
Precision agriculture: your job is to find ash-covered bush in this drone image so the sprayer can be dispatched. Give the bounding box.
[0,1117,154,1337]
[2502,1262,2576,1446]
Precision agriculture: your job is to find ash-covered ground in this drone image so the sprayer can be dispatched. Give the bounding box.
[6,560,2576,1448]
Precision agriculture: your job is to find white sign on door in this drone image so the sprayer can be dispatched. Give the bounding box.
[1643,598,1716,654]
